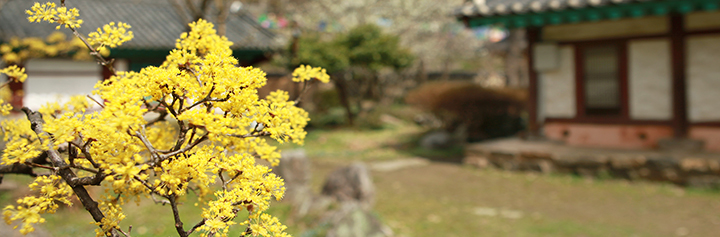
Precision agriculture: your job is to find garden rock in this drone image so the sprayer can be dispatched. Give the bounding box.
[276,149,311,201]
[325,203,393,237]
[419,130,452,149]
[275,149,316,216]
[322,163,375,209]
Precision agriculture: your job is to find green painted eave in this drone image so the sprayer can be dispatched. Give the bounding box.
[466,0,720,28]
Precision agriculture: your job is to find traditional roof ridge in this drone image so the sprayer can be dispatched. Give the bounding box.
[0,0,280,51]
[455,0,657,18]
[457,0,720,28]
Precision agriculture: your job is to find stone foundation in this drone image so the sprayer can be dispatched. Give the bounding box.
[464,138,720,188]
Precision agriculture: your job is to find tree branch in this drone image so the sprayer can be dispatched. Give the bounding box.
[160,134,208,159]
[168,194,188,237]
[187,219,206,235]
[21,107,119,237]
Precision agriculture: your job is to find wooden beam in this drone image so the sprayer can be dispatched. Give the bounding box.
[670,14,688,137]
[526,28,540,136]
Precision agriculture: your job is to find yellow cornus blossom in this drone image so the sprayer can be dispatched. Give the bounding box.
[2,2,329,237]
[292,64,330,83]
[0,33,91,64]
[88,22,133,50]
[0,65,28,83]
[3,175,73,235]
[26,2,83,29]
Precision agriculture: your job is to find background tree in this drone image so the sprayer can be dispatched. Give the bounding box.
[293,24,413,125]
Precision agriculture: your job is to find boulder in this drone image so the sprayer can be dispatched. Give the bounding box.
[419,130,452,149]
[324,203,393,237]
[322,163,375,209]
[276,149,312,204]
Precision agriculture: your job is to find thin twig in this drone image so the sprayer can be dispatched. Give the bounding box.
[65,24,116,75]
[160,134,208,159]
[0,81,10,90]
[146,110,168,127]
[186,219,206,235]
[86,95,105,108]
[230,131,271,139]
[218,169,227,191]
[116,227,131,237]
[134,130,161,163]
[293,80,310,105]
[150,194,170,205]
[23,162,57,171]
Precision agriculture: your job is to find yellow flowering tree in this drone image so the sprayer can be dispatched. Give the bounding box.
[0,1,328,237]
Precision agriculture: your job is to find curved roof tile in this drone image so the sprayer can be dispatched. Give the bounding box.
[0,0,279,51]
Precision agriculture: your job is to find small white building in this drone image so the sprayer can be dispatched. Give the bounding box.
[456,0,720,152]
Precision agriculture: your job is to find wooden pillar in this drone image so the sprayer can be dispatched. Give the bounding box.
[101,60,114,80]
[526,28,540,136]
[7,64,24,111]
[670,14,687,137]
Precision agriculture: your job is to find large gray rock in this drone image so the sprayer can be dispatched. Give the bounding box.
[419,130,452,149]
[276,149,311,204]
[276,149,322,216]
[325,203,393,237]
[321,163,375,210]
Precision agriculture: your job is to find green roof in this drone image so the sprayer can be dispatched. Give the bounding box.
[456,0,720,28]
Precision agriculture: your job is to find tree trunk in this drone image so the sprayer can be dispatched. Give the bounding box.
[332,71,354,125]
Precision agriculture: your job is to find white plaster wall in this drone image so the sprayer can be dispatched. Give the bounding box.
[24,59,101,110]
[628,39,672,120]
[115,59,129,72]
[687,35,720,122]
[539,45,576,118]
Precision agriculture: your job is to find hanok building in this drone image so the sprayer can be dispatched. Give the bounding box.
[0,0,278,110]
[456,0,720,152]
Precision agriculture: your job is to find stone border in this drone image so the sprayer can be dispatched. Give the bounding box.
[464,148,720,189]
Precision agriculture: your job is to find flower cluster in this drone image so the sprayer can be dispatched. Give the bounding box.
[0,32,93,64]
[88,22,134,50]
[26,2,83,29]
[1,2,330,236]
[0,65,28,83]
[3,175,73,234]
[292,64,330,83]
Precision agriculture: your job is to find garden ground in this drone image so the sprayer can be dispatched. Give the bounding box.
[1,120,720,236]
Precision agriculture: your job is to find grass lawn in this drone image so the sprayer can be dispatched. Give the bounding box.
[2,120,720,236]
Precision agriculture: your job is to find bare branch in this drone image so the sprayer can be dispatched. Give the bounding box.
[160,134,208,159]
[134,130,161,163]
[151,194,171,205]
[187,218,206,235]
[230,131,271,139]
[169,195,188,237]
[293,80,310,105]
[146,110,169,127]
[0,163,38,178]
[68,26,116,75]
[86,95,105,108]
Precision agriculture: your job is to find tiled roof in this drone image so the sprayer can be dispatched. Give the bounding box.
[0,0,279,51]
[455,0,658,17]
